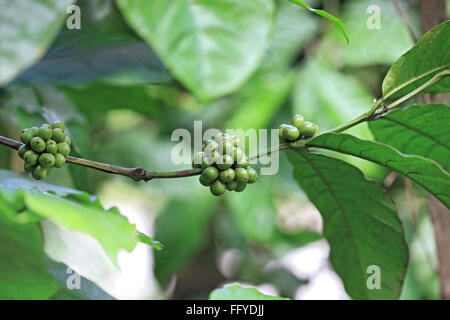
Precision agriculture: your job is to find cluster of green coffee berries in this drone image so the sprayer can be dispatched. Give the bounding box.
[279,114,319,142]
[192,132,258,196]
[18,121,71,180]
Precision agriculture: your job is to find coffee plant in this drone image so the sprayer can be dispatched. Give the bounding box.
[0,0,448,301]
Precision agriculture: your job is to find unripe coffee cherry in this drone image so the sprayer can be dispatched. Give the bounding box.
[201,167,219,183]
[54,153,66,168]
[220,141,235,155]
[232,135,240,147]
[226,181,238,191]
[57,142,71,156]
[199,174,212,186]
[292,114,305,129]
[20,129,34,145]
[235,168,249,183]
[215,154,231,170]
[30,136,46,153]
[210,180,226,196]
[201,157,213,169]
[30,127,40,136]
[52,128,66,143]
[281,125,300,141]
[219,168,235,183]
[279,124,289,139]
[24,163,34,173]
[235,156,249,168]
[51,121,65,130]
[39,153,55,168]
[247,167,258,184]
[235,182,247,192]
[299,121,319,138]
[38,125,53,140]
[24,150,39,165]
[32,165,47,180]
[64,136,72,146]
[46,139,58,154]
[204,140,219,154]
[18,145,29,159]
[192,152,204,168]
[233,147,244,162]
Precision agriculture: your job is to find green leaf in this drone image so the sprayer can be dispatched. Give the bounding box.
[0,0,75,86]
[18,0,171,86]
[369,104,450,172]
[0,208,58,299]
[287,150,408,299]
[209,283,290,300]
[308,133,450,209]
[115,0,274,100]
[287,0,349,44]
[382,20,450,99]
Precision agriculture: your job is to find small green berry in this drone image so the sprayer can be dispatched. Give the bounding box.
[38,125,53,140]
[210,180,226,196]
[192,152,204,168]
[30,127,40,136]
[39,153,55,168]
[233,147,244,163]
[54,153,66,168]
[24,163,35,173]
[30,136,46,153]
[199,174,212,186]
[57,142,71,156]
[203,140,219,154]
[217,154,233,170]
[235,168,249,183]
[46,139,58,154]
[292,114,305,129]
[201,167,219,184]
[281,125,300,141]
[247,167,258,184]
[219,168,235,183]
[235,182,247,192]
[278,124,289,139]
[235,156,249,168]
[299,121,319,138]
[232,135,240,147]
[214,132,232,144]
[20,129,34,145]
[220,141,235,155]
[18,145,29,159]
[51,121,65,130]
[226,181,238,191]
[64,136,72,146]
[201,157,213,169]
[24,150,39,165]
[52,128,66,143]
[32,165,47,180]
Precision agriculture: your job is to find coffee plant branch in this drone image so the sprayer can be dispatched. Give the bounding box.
[0,69,448,182]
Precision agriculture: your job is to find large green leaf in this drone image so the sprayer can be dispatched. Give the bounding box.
[287,0,348,43]
[0,0,74,86]
[115,0,274,100]
[369,104,450,172]
[18,0,171,86]
[209,283,289,300]
[287,150,408,299]
[382,21,450,99]
[0,203,58,299]
[307,133,450,208]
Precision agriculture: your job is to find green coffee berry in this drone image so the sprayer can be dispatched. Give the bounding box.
[278,124,289,140]
[220,141,235,155]
[64,136,72,146]
[20,129,34,145]
[299,121,319,138]
[201,166,219,184]
[204,140,219,154]
[46,139,58,154]
[24,150,39,165]
[199,174,212,186]
[210,180,226,196]
[247,167,258,184]
[32,165,47,180]
[57,142,71,156]
[52,128,66,143]
[281,125,300,141]
[201,157,212,169]
[226,181,238,191]
[30,136,46,153]
[214,133,232,144]
[235,168,249,183]
[51,121,65,130]
[30,127,40,136]
[219,168,235,183]
[38,125,53,140]
[235,181,247,192]
[292,114,305,129]
[192,152,204,168]
[217,154,233,170]
[18,144,29,159]
[233,147,244,163]
[39,153,55,168]
[24,163,35,173]
[54,153,66,168]
[231,135,240,147]
[235,156,249,168]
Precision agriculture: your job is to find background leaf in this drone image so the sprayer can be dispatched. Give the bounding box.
[287,150,408,299]
[115,0,274,100]
[0,0,74,86]
[382,20,450,99]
